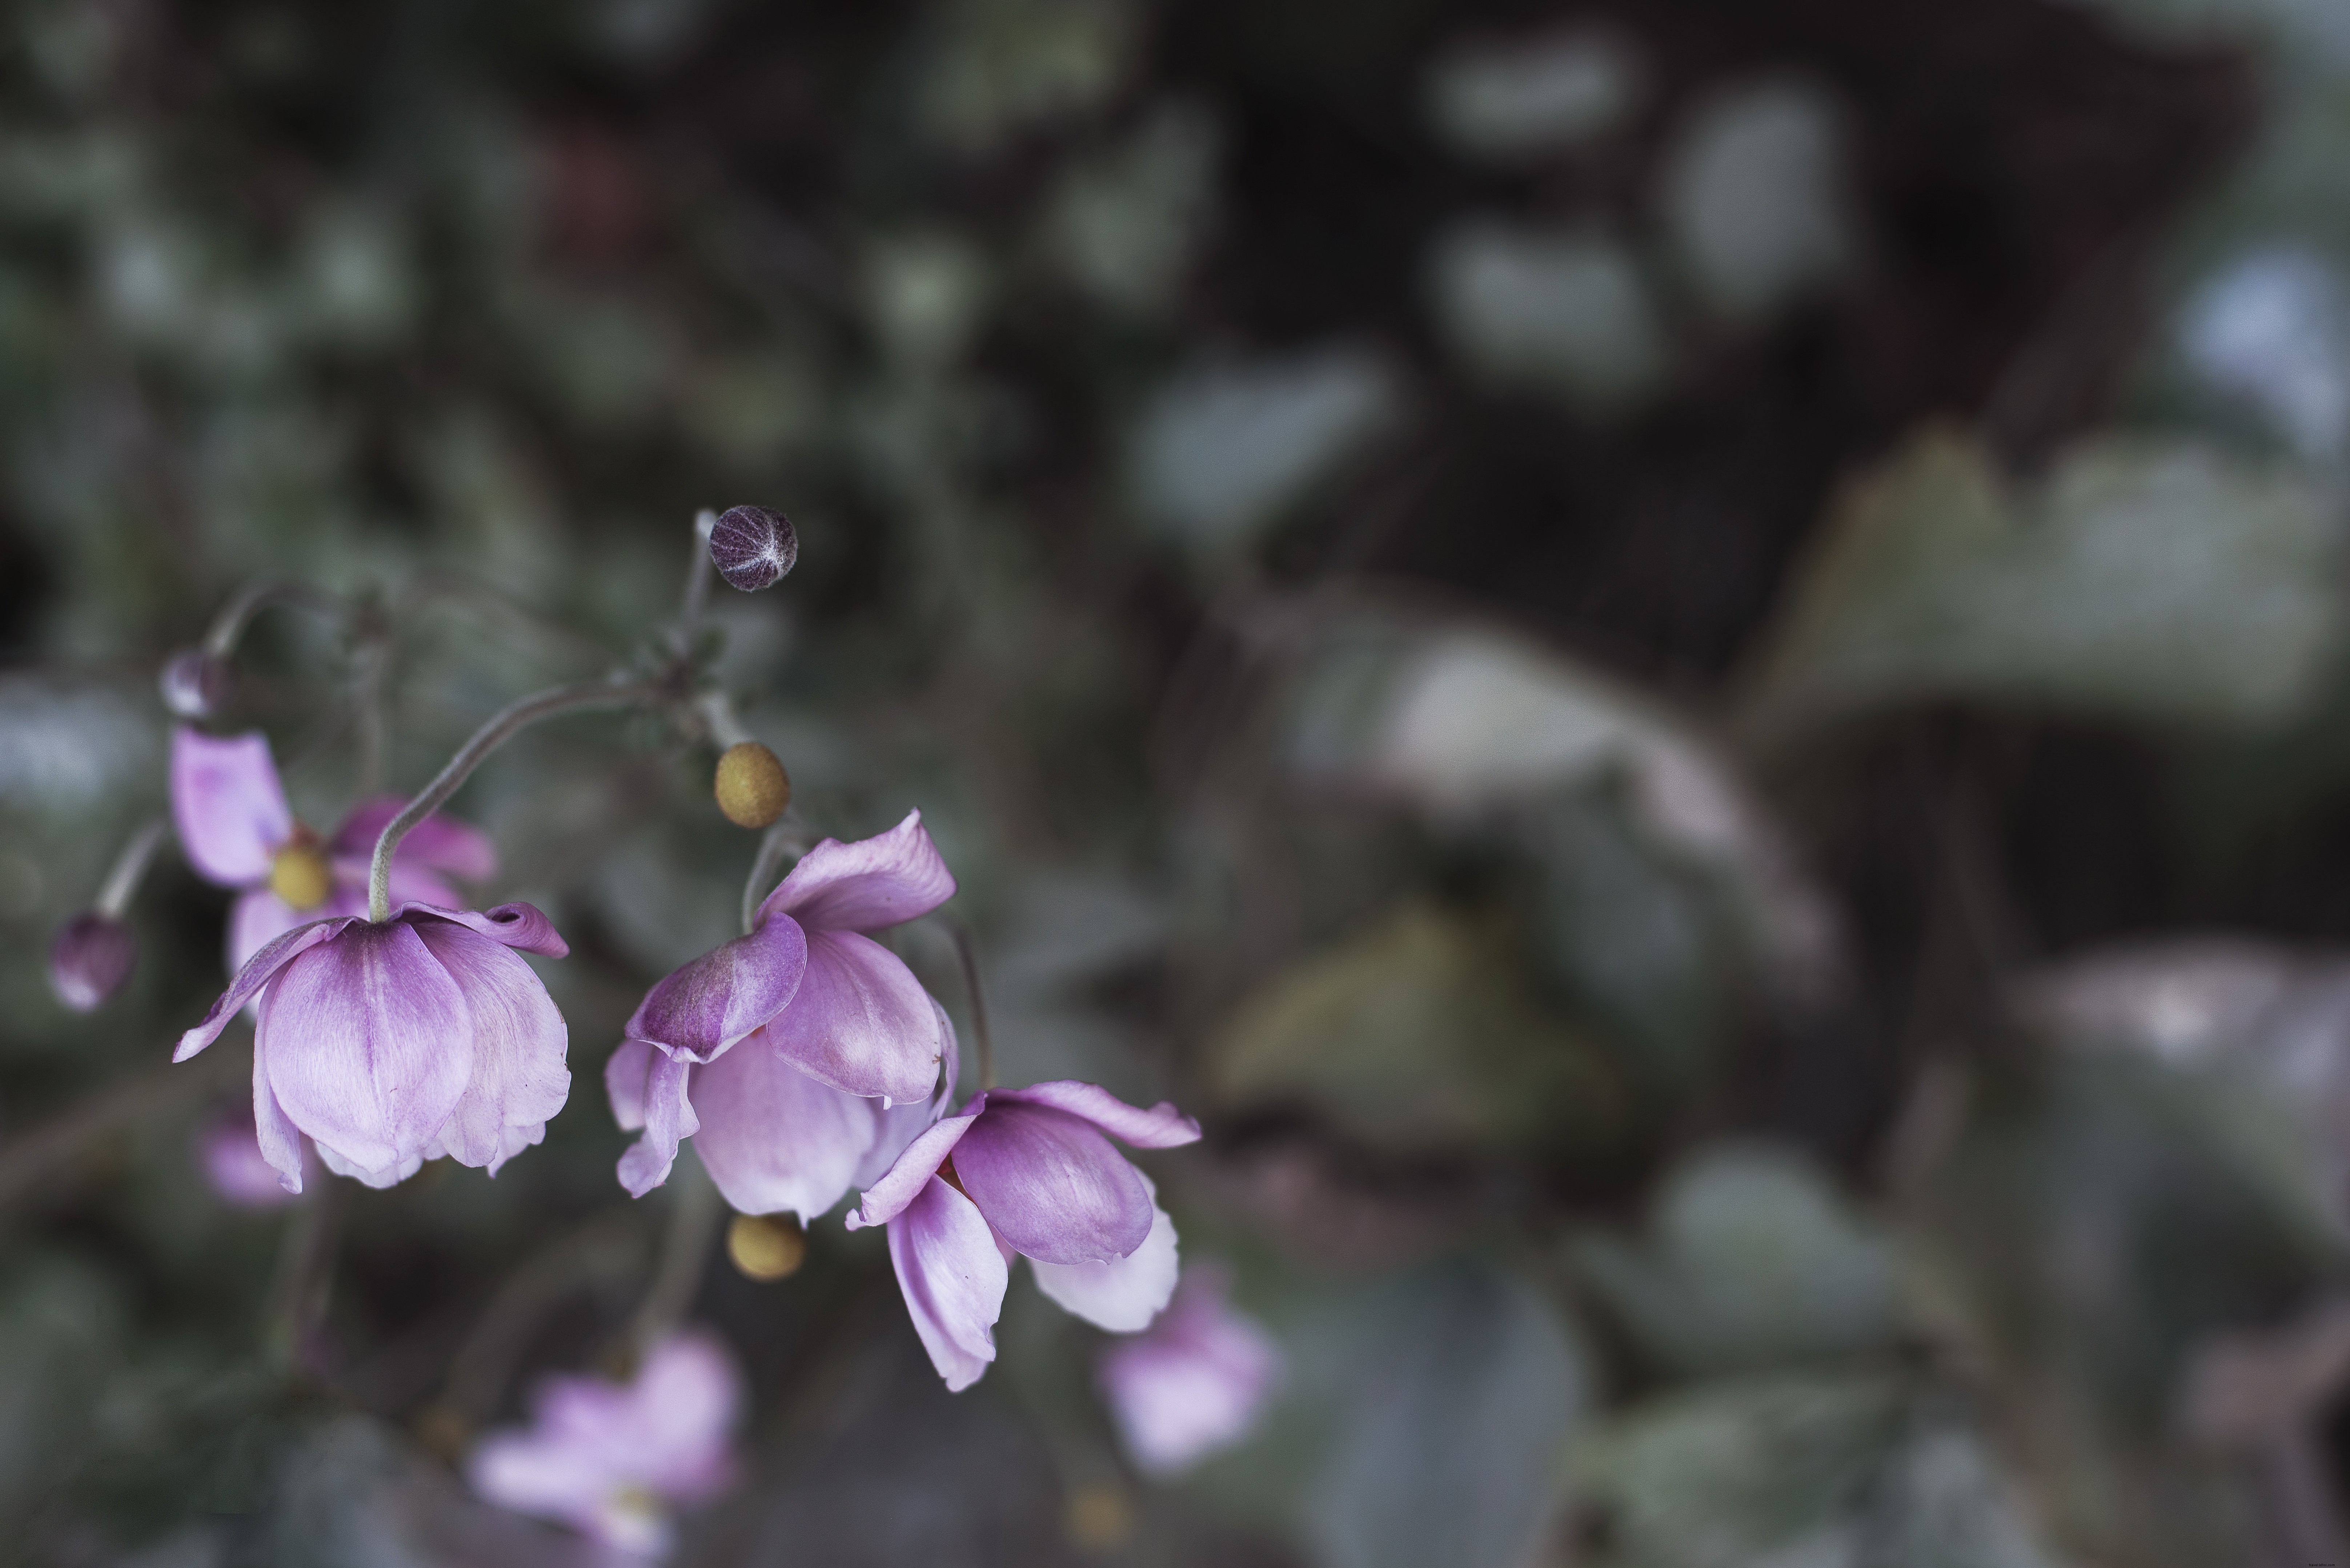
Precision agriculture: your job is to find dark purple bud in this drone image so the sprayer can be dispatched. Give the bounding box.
[708,506,799,592]
[49,913,136,1012]
[160,649,230,719]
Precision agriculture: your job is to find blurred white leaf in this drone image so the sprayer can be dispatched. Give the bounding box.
[2178,245,2350,458]
[1425,30,1644,158]
[1659,79,1857,321]
[1748,427,2345,732]
[1428,222,1669,412]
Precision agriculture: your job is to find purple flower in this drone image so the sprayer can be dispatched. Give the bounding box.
[49,912,136,1012]
[1099,1266,1280,1475]
[469,1331,740,1558]
[608,811,957,1206]
[173,901,572,1193]
[847,1082,1202,1391]
[196,1105,310,1209]
[171,726,496,978]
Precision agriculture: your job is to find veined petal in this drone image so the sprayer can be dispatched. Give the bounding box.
[889,1175,1009,1392]
[330,797,498,881]
[758,810,956,934]
[409,919,570,1176]
[1031,1178,1180,1331]
[253,1035,308,1197]
[952,1100,1153,1265]
[171,728,293,886]
[606,1038,657,1132]
[623,915,806,1065]
[691,1029,882,1222]
[855,996,960,1188]
[229,888,309,982]
[764,929,941,1104]
[616,1052,698,1198]
[400,901,569,959]
[992,1081,1202,1150]
[176,916,359,1061]
[260,921,476,1177]
[314,1140,426,1189]
[846,1106,982,1231]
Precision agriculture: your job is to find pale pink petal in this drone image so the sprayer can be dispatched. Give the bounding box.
[855,996,960,1188]
[330,796,499,880]
[623,1332,742,1501]
[890,1175,1009,1392]
[210,1085,305,1203]
[846,1107,982,1231]
[691,1028,883,1222]
[993,1081,1202,1149]
[313,1140,425,1188]
[1031,1176,1180,1331]
[258,921,476,1177]
[409,919,570,1176]
[606,1038,657,1131]
[176,916,359,1061]
[228,888,308,982]
[758,810,957,934]
[763,929,942,1105]
[617,1052,699,1198]
[171,727,292,886]
[398,900,569,958]
[1099,1267,1282,1475]
[623,914,806,1064]
[951,1100,1154,1265]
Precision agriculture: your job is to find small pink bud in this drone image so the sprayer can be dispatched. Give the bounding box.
[707,506,798,592]
[49,912,136,1012]
[160,650,230,719]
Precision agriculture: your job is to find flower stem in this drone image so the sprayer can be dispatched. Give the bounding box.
[949,921,996,1090]
[368,673,667,921]
[95,817,167,919]
[677,509,718,640]
[201,578,349,660]
[741,819,806,934]
[626,1148,722,1364]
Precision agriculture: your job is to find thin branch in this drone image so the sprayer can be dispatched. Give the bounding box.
[96,817,167,918]
[741,819,806,935]
[949,920,995,1091]
[678,509,718,639]
[200,578,349,660]
[368,673,667,921]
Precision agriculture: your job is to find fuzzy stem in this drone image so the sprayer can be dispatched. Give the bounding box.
[678,509,718,637]
[201,578,348,660]
[368,674,665,921]
[95,817,167,919]
[949,921,996,1090]
[741,820,806,934]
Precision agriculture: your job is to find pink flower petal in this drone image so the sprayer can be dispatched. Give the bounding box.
[1099,1267,1281,1475]
[408,919,570,1176]
[855,996,960,1188]
[758,810,957,934]
[951,1099,1154,1266]
[846,1106,982,1231]
[625,1332,742,1501]
[1031,1175,1180,1331]
[764,928,942,1105]
[991,1081,1203,1150]
[623,913,806,1065]
[691,1028,885,1222]
[606,1038,657,1131]
[330,796,498,880]
[258,920,477,1178]
[617,1051,698,1198]
[228,887,309,982]
[171,727,293,886]
[402,901,569,958]
[890,1175,1010,1392]
[176,916,360,1061]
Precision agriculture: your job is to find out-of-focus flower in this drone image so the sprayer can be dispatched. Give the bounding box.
[609,811,957,1204]
[707,504,798,592]
[469,1331,740,1559]
[172,727,496,977]
[48,911,136,1011]
[159,649,230,719]
[197,1104,310,1208]
[1099,1266,1281,1475]
[847,1083,1201,1391]
[174,901,572,1193]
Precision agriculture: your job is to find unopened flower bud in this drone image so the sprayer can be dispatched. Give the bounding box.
[160,649,230,719]
[727,1213,807,1280]
[268,834,334,910]
[707,506,798,592]
[49,912,136,1012]
[713,741,791,828]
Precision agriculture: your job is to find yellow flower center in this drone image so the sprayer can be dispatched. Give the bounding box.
[268,839,334,910]
[726,1213,808,1281]
[713,741,791,828]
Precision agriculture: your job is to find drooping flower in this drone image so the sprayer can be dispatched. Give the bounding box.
[174,901,572,1192]
[196,1104,310,1209]
[171,726,496,978]
[847,1083,1202,1391]
[469,1331,740,1559]
[609,811,957,1206]
[48,912,136,1012]
[1098,1266,1280,1475]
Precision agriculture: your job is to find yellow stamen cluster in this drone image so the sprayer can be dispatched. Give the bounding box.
[268,837,334,910]
[726,1213,807,1280]
[713,741,791,829]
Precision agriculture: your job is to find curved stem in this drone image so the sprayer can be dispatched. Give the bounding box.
[368,673,666,921]
[678,509,718,640]
[201,578,349,660]
[949,921,996,1090]
[741,819,806,934]
[96,817,167,919]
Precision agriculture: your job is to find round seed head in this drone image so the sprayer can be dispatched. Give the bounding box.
[714,741,791,828]
[49,912,137,1012]
[727,1213,807,1280]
